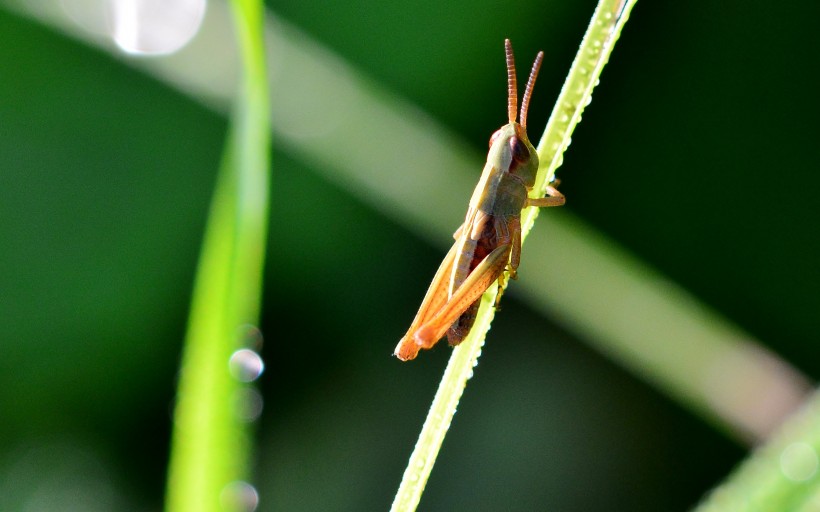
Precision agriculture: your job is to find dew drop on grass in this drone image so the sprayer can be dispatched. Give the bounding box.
[780,442,818,482]
[108,0,206,56]
[229,349,265,382]
[238,324,264,350]
[234,387,264,422]
[220,481,259,512]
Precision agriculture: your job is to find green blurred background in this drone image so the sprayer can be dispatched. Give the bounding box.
[1,0,818,510]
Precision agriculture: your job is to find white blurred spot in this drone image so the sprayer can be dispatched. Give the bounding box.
[780,442,818,482]
[109,0,207,56]
[220,481,259,512]
[229,348,265,382]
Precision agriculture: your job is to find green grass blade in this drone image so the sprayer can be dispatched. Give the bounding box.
[390,2,638,510]
[390,291,497,512]
[164,1,270,511]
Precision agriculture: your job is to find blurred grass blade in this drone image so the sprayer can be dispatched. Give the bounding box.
[694,390,820,512]
[518,211,811,442]
[391,2,637,510]
[4,0,809,446]
[165,1,270,511]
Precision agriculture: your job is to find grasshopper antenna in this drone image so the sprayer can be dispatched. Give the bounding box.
[520,50,543,130]
[504,39,518,125]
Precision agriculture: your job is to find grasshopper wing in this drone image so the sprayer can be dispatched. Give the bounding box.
[394,242,459,361]
[413,243,511,351]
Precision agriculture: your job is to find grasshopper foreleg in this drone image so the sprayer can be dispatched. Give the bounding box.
[525,184,565,208]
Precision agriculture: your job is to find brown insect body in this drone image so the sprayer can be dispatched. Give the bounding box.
[445,120,539,344]
[395,40,564,361]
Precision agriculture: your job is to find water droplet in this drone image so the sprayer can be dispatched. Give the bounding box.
[220,481,259,512]
[238,324,264,350]
[415,457,426,469]
[780,442,818,482]
[229,349,265,382]
[234,387,264,422]
[109,0,206,56]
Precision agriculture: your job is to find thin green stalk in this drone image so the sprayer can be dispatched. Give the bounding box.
[391,1,638,510]
[165,1,270,511]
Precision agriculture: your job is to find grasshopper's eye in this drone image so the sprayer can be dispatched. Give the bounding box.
[509,136,529,163]
[488,130,502,148]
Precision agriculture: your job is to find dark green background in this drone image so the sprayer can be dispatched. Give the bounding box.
[1,0,817,510]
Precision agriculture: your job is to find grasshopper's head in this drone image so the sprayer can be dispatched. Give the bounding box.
[493,39,543,188]
[489,121,539,188]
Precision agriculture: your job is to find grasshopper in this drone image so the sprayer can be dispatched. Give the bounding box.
[394,39,565,361]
